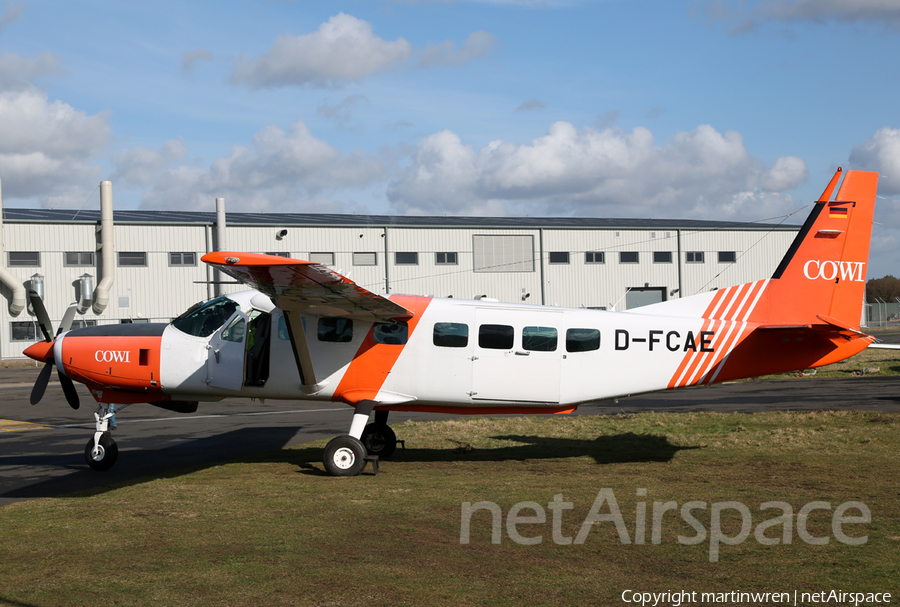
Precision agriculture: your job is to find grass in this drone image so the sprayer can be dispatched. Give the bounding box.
[2,410,899,606]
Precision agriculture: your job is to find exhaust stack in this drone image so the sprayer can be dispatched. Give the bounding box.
[0,178,26,315]
[215,197,226,297]
[92,180,115,314]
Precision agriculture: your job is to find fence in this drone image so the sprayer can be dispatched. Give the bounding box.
[865,300,900,329]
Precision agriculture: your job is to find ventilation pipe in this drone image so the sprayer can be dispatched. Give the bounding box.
[0,178,26,315]
[215,197,226,297]
[92,180,115,314]
[78,273,94,314]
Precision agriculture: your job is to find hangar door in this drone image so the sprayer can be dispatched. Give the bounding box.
[626,287,667,310]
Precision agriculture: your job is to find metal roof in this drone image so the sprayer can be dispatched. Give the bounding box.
[2,208,800,231]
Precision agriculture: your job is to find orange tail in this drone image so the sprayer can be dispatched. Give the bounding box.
[708,169,879,382]
[752,168,878,328]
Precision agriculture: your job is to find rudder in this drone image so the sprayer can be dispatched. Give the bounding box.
[754,169,878,328]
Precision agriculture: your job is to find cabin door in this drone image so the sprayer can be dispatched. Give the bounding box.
[471,308,561,403]
[207,310,249,391]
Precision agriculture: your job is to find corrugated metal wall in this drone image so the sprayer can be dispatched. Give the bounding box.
[0,219,798,358]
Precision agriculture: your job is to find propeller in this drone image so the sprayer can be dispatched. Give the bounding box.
[26,290,80,409]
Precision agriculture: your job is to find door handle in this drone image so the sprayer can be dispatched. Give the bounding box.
[514,350,530,356]
[214,347,220,363]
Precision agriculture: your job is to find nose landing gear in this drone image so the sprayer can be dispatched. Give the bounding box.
[85,403,128,471]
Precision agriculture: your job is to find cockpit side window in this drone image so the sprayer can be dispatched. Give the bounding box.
[171,296,240,338]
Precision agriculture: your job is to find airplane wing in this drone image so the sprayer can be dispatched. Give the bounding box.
[201,252,411,321]
[201,252,413,395]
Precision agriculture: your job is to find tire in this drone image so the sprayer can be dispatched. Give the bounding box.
[84,434,118,471]
[323,435,367,477]
[361,423,397,459]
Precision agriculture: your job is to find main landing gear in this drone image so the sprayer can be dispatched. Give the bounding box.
[323,407,399,476]
[85,403,126,471]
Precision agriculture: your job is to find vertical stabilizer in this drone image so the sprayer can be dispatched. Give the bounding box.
[751,169,878,328]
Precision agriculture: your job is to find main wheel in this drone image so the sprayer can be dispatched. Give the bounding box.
[84,434,118,471]
[361,423,397,459]
[323,435,367,477]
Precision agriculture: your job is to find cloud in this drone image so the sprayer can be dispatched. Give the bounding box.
[595,110,619,129]
[849,127,900,195]
[702,0,900,32]
[417,30,498,68]
[0,2,24,35]
[231,13,411,88]
[0,88,111,204]
[317,95,368,131]
[0,52,63,91]
[111,139,188,186]
[130,119,385,212]
[387,122,808,221]
[180,48,213,75]
[645,107,665,120]
[760,155,807,191]
[515,99,547,112]
[231,13,496,88]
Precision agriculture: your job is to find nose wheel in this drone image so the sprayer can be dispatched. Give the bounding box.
[84,433,118,471]
[84,402,127,471]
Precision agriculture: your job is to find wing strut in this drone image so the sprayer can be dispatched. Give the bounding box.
[281,308,327,395]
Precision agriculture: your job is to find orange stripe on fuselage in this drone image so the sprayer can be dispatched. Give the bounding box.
[688,282,756,385]
[332,295,432,405]
[667,288,728,389]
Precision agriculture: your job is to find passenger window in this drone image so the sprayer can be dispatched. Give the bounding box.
[318,318,353,343]
[479,324,514,350]
[374,321,408,345]
[433,322,469,348]
[566,328,601,352]
[221,316,246,343]
[523,326,557,352]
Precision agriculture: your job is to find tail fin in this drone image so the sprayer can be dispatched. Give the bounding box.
[753,169,878,328]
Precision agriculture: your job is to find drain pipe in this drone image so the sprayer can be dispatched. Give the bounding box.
[92,180,115,314]
[0,179,26,315]
[215,198,226,297]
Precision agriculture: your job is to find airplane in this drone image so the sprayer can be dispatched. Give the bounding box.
[23,168,896,476]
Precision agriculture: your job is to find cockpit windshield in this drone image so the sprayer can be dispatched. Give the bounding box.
[171,296,240,338]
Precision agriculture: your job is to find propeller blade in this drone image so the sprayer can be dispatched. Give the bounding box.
[57,303,78,335]
[30,361,54,405]
[28,290,53,342]
[58,370,80,410]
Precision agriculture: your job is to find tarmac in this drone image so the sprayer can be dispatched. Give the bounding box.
[2,347,899,508]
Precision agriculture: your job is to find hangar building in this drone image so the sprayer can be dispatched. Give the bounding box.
[0,185,800,359]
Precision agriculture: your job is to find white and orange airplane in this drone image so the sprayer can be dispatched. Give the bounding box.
[24,169,893,476]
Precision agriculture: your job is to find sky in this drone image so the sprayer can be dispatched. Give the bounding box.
[0,0,898,278]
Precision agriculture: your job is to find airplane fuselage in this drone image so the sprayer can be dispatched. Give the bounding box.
[53,286,868,414]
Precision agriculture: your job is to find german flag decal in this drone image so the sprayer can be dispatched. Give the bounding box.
[829,206,848,219]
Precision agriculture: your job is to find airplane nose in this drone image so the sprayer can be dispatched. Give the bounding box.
[24,340,54,362]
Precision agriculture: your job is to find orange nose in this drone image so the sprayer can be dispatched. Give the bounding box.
[23,340,54,362]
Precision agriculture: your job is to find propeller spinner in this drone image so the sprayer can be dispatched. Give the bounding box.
[22,290,80,409]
